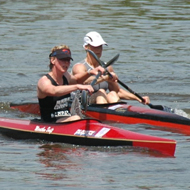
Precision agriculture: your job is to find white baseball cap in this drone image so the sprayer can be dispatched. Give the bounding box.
[83,31,108,48]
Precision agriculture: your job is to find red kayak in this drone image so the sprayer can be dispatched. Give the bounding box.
[10,101,190,135]
[0,117,176,157]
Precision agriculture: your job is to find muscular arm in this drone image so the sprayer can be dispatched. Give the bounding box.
[72,63,106,85]
[72,63,91,84]
[37,75,93,99]
[64,71,77,85]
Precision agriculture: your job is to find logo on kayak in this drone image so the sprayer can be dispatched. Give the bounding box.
[74,129,95,137]
[74,127,110,138]
[35,126,54,134]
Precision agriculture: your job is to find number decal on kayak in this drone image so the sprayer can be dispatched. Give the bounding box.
[74,129,96,137]
[74,128,110,138]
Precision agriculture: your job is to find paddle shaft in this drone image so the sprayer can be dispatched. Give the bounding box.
[118,79,145,102]
[104,63,173,110]
[104,69,147,103]
[91,71,102,86]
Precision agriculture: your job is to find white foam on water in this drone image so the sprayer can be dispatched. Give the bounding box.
[173,108,189,118]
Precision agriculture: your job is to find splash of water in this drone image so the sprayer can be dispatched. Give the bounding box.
[162,105,189,118]
[173,108,189,118]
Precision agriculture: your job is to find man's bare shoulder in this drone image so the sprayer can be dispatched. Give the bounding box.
[73,59,85,67]
[38,74,55,91]
[72,60,87,73]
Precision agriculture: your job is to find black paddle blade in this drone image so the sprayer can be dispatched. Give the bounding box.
[148,103,174,113]
[162,106,175,113]
[81,90,88,111]
[105,53,120,67]
[86,49,101,65]
[86,49,119,68]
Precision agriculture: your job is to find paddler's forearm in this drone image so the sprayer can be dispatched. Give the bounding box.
[44,84,93,97]
[118,88,141,101]
[73,72,91,84]
[84,74,109,85]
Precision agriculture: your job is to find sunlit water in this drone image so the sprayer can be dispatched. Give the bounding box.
[0,0,190,189]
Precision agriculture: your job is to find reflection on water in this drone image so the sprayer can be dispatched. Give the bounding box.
[37,144,79,181]
[37,143,169,177]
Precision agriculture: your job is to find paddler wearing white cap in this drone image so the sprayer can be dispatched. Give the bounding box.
[72,31,150,105]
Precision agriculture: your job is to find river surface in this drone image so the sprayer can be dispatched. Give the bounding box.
[0,0,190,189]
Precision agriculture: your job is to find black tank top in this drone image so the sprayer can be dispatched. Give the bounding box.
[38,74,71,122]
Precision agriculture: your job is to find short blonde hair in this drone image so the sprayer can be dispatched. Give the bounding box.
[49,44,71,70]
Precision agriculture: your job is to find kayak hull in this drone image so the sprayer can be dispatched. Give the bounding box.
[0,117,176,157]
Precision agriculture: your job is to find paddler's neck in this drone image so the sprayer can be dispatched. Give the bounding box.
[49,70,63,85]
